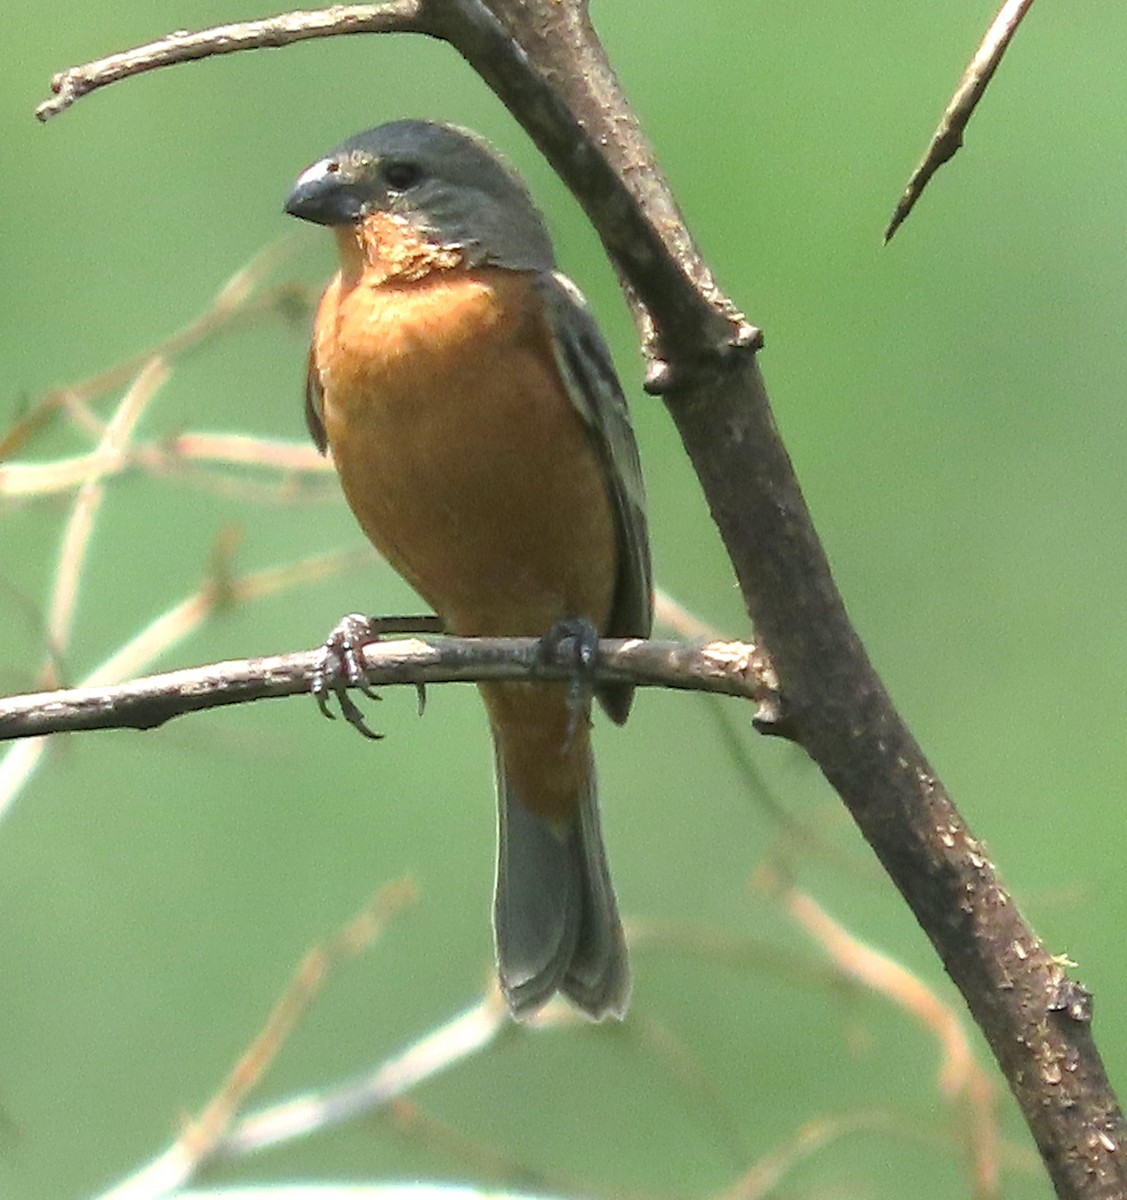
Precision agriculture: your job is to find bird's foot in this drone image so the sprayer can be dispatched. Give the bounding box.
[313,613,384,739]
[312,613,443,738]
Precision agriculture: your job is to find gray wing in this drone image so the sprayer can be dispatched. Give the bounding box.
[304,345,329,454]
[535,271,653,724]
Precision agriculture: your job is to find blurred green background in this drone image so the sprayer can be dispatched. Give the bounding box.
[3,3,1126,1198]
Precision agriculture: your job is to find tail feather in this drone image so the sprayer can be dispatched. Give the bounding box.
[493,740,629,1020]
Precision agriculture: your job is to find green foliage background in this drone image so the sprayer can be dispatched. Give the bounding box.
[3,3,1127,1198]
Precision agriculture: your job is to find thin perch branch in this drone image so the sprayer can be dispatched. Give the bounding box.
[884,0,1037,241]
[0,636,782,742]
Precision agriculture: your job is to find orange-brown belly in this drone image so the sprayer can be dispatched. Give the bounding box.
[313,266,617,639]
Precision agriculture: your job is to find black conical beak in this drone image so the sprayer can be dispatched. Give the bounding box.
[284,158,367,226]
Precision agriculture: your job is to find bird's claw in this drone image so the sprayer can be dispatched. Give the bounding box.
[312,613,384,740]
[538,616,599,746]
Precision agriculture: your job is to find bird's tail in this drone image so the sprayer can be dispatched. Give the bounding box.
[492,734,629,1021]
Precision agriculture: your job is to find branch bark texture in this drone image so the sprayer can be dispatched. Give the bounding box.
[0,637,779,741]
[33,4,1126,1195]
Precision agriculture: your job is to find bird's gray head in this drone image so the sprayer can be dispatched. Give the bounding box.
[284,120,556,273]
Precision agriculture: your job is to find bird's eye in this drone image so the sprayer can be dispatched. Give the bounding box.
[382,160,423,191]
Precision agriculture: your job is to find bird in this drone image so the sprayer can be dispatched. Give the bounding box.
[285,119,651,1020]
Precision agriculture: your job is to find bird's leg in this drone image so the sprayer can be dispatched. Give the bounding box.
[313,612,445,738]
[538,616,600,747]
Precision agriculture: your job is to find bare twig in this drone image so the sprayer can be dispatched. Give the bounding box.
[94,880,416,1200]
[218,994,511,1161]
[0,434,330,500]
[780,883,1000,1198]
[45,359,169,671]
[167,994,594,1200]
[884,0,1037,242]
[717,1112,897,1200]
[35,4,425,121]
[159,432,329,474]
[0,242,309,460]
[654,593,873,879]
[0,635,781,742]
[124,914,920,1199]
[381,1100,606,1198]
[622,1013,748,1165]
[0,359,170,817]
[188,881,416,1153]
[177,1188,560,1200]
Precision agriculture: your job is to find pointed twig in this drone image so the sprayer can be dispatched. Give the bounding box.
[885,0,1037,241]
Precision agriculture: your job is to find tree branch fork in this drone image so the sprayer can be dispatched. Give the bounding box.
[0,634,782,742]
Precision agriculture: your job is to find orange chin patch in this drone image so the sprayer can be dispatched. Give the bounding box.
[333,211,465,288]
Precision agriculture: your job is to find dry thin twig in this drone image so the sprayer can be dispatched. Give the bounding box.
[218,993,512,1161]
[187,881,417,1153]
[654,593,873,879]
[0,234,339,815]
[44,359,169,674]
[1,433,331,500]
[779,882,1000,1198]
[0,358,172,816]
[130,911,953,1200]
[716,1112,897,1200]
[94,880,417,1200]
[176,1190,556,1200]
[383,1098,678,1200]
[884,0,1037,241]
[107,983,595,1196]
[382,1101,583,1196]
[621,1012,748,1165]
[0,241,309,460]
